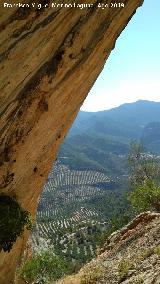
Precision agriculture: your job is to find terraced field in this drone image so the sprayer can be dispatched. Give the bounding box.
[31,161,122,266]
[37,161,115,219]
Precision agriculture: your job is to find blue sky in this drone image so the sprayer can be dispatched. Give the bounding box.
[81,0,160,111]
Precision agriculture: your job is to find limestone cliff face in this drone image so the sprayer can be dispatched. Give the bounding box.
[0,1,143,283]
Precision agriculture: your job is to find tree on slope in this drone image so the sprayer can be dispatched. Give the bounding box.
[128,142,160,212]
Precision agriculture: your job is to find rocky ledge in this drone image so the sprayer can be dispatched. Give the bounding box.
[57,212,160,284]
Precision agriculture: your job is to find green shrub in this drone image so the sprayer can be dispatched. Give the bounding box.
[128,142,160,212]
[154,245,160,256]
[128,180,160,212]
[0,195,32,252]
[135,276,144,283]
[118,260,132,283]
[138,248,154,261]
[80,266,105,284]
[19,250,70,283]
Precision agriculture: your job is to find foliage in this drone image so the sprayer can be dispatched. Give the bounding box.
[0,195,32,252]
[36,183,135,271]
[154,245,160,256]
[128,142,160,212]
[80,266,105,284]
[135,277,144,283]
[128,180,160,212]
[117,260,132,283]
[138,248,154,261]
[19,250,70,283]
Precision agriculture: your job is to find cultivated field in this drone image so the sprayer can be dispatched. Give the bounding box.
[31,161,117,264]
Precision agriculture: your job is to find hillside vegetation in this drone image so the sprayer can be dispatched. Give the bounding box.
[31,162,131,272]
[56,212,160,284]
[19,101,160,283]
[59,100,160,174]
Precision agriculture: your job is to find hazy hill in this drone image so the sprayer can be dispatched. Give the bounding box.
[59,100,160,176]
[103,100,160,127]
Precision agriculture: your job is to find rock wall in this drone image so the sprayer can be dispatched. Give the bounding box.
[0,1,143,283]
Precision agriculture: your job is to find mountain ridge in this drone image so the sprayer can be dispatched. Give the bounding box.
[59,100,160,175]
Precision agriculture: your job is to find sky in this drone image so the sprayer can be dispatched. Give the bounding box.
[81,0,160,112]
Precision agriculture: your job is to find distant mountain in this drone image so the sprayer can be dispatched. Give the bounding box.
[69,100,160,137]
[59,100,160,176]
[103,100,160,127]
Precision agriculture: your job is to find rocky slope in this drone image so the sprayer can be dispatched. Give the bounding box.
[57,212,160,284]
[0,1,143,283]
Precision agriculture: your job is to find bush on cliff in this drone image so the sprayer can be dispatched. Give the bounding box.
[19,250,70,283]
[128,142,160,212]
[0,195,32,252]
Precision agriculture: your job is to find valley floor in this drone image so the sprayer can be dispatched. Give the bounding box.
[31,161,130,269]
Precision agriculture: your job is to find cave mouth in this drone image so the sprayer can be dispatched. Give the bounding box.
[33,0,160,275]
